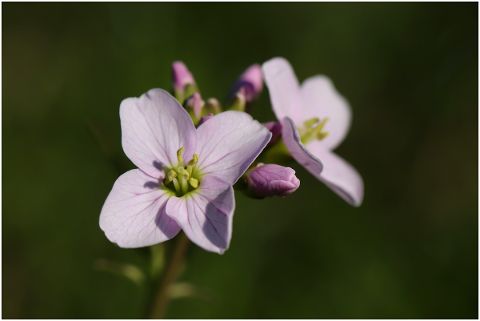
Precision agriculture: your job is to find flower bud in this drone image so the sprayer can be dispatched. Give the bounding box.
[227,92,246,112]
[184,92,204,121]
[197,113,214,127]
[263,121,282,147]
[204,98,222,115]
[246,164,300,198]
[227,64,263,112]
[172,61,198,103]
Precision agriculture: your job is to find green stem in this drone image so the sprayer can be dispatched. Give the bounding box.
[148,232,190,319]
[263,139,292,165]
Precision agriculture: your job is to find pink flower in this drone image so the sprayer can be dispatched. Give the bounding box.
[246,164,300,198]
[262,57,364,206]
[99,89,271,253]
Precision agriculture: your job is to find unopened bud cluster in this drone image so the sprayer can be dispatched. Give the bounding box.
[172,61,264,125]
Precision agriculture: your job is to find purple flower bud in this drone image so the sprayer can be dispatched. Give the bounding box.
[246,164,300,197]
[184,92,204,120]
[263,121,282,147]
[172,61,197,102]
[197,113,214,127]
[227,64,263,109]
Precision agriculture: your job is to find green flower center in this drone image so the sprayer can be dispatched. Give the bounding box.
[162,147,202,197]
[299,117,329,145]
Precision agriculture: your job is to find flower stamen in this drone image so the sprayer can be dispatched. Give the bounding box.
[177,147,185,164]
[189,177,199,188]
[187,153,199,175]
[180,175,189,194]
[164,148,202,196]
[300,117,329,144]
[304,117,320,128]
[164,170,177,185]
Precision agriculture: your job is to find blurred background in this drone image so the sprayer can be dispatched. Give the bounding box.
[3,2,478,318]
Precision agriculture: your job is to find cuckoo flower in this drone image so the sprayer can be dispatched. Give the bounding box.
[262,57,364,206]
[99,89,271,254]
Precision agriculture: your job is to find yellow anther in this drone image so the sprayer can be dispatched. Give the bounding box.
[316,118,329,132]
[304,117,320,128]
[188,154,199,166]
[168,170,177,180]
[164,170,177,185]
[315,118,329,141]
[177,147,185,164]
[316,131,329,140]
[189,178,199,189]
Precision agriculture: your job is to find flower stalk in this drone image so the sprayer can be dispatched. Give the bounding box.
[148,232,190,319]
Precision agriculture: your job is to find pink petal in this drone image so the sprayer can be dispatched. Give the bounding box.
[301,76,352,150]
[99,169,181,248]
[195,111,271,185]
[120,89,197,177]
[165,176,234,254]
[262,57,303,125]
[282,116,323,176]
[307,141,364,206]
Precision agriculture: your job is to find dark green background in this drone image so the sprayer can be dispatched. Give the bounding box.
[3,2,478,318]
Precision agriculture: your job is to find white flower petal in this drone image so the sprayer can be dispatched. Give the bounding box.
[262,57,303,125]
[100,169,181,248]
[282,116,323,176]
[120,88,197,176]
[301,76,352,150]
[307,141,364,206]
[166,176,234,254]
[195,111,271,185]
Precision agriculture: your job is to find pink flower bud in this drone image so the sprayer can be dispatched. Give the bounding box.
[172,61,197,102]
[172,61,195,89]
[184,92,204,120]
[228,64,263,107]
[263,121,282,147]
[246,164,300,197]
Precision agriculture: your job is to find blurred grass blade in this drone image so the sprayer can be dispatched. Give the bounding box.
[168,282,219,305]
[150,243,166,279]
[94,259,145,286]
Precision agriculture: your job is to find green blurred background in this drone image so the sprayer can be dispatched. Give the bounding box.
[3,2,478,318]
